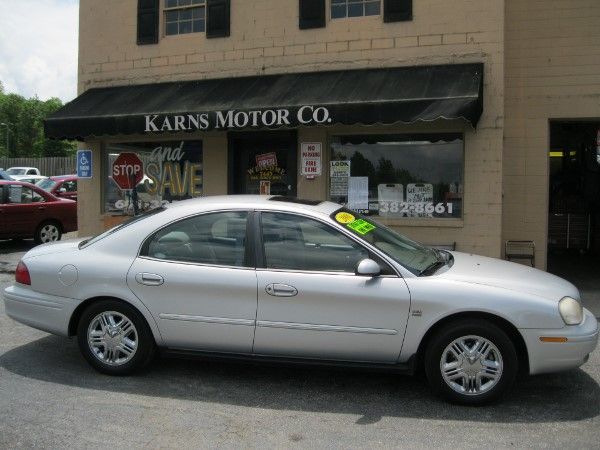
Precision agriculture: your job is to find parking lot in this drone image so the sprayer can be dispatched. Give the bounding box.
[1,238,599,449]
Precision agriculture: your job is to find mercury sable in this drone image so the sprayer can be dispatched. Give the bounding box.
[3,196,598,405]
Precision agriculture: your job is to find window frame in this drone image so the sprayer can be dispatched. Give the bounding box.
[139,209,255,269]
[330,0,382,20]
[163,0,206,37]
[255,210,399,277]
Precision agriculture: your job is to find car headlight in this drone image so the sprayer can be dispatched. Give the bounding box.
[559,296,583,325]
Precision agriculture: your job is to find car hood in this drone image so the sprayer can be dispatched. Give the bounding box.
[436,251,580,301]
[22,238,86,259]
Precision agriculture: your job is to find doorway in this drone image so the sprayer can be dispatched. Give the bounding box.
[228,130,297,197]
[547,121,600,317]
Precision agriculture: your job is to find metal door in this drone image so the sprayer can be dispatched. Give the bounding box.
[126,211,258,353]
[253,211,411,362]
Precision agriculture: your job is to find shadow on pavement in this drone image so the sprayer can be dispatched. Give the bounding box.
[1,335,599,424]
[0,239,37,253]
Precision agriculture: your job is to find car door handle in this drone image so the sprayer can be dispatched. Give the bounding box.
[265,283,298,297]
[135,272,164,286]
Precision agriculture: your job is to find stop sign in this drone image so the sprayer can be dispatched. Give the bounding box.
[112,152,144,190]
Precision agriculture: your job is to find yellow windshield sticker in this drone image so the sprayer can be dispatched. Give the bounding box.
[335,212,355,224]
[347,219,376,235]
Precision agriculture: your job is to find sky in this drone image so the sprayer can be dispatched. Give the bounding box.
[0,0,79,103]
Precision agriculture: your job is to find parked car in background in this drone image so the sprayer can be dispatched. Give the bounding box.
[2,196,597,405]
[11,175,47,185]
[0,180,77,243]
[6,167,41,176]
[37,175,78,201]
[0,170,14,180]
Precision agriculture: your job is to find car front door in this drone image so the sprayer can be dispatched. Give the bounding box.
[127,210,257,353]
[253,211,411,363]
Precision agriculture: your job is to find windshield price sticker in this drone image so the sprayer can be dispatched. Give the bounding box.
[335,212,355,224]
[347,219,376,235]
[379,201,453,215]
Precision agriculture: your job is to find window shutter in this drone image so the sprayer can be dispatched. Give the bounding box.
[383,0,413,23]
[206,0,231,38]
[137,0,159,45]
[299,0,326,30]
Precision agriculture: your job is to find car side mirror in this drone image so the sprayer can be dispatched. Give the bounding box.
[355,258,381,277]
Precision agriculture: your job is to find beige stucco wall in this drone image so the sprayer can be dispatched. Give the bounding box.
[503,0,600,268]
[77,0,505,258]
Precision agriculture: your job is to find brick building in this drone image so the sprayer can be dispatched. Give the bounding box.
[46,0,600,269]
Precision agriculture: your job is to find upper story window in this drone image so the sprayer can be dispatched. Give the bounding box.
[165,0,206,36]
[331,0,381,19]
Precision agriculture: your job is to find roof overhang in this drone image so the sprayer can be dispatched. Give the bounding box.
[45,63,484,140]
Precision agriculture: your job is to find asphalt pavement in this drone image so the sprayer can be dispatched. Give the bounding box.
[0,238,599,448]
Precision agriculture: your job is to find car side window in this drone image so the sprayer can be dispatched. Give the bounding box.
[66,181,77,192]
[261,212,371,273]
[7,185,44,204]
[142,211,249,267]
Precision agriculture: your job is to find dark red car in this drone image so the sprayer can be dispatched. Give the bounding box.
[37,175,78,201]
[0,180,77,243]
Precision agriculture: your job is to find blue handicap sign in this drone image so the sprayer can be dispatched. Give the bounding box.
[77,150,92,179]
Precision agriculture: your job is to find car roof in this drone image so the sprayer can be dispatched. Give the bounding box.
[165,195,341,216]
[50,175,77,180]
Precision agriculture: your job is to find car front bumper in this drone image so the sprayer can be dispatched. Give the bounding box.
[521,308,598,375]
[3,284,79,337]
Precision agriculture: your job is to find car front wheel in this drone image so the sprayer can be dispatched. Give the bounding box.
[77,300,155,375]
[424,319,518,405]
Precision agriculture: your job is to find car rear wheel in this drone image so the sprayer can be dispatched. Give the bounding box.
[424,319,518,405]
[77,300,155,375]
[34,221,62,244]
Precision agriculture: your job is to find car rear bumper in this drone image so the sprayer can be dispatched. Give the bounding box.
[3,284,78,337]
[521,308,598,375]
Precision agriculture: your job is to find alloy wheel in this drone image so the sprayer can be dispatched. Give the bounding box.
[87,311,139,366]
[440,335,503,395]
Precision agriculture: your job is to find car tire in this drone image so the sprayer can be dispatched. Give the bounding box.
[34,220,62,244]
[77,300,156,375]
[424,319,518,405]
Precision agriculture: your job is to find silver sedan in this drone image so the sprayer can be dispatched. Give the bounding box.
[3,196,598,405]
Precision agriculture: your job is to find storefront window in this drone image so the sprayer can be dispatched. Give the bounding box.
[104,140,203,216]
[330,134,464,219]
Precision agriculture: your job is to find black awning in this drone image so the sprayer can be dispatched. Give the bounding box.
[45,63,484,140]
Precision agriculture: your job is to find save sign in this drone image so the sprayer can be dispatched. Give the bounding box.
[300,142,322,177]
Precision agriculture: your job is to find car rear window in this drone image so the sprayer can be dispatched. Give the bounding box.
[79,207,166,249]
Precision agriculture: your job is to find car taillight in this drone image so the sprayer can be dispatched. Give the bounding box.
[15,261,31,285]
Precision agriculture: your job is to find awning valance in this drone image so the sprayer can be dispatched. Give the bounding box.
[45,63,484,140]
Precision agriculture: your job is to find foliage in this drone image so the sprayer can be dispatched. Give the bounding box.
[0,86,76,158]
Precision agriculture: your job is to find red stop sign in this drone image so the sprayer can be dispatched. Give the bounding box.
[112,152,144,190]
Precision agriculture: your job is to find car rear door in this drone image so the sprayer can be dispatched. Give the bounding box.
[2,184,47,238]
[253,211,411,363]
[127,210,258,353]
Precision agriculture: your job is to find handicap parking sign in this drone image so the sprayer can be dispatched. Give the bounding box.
[77,149,92,179]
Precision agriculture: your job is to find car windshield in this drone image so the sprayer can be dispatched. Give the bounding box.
[330,208,441,275]
[7,168,26,175]
[37,178,57,191]
[79,207,166,249]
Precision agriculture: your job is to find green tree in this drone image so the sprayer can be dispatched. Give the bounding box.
[0,85,76,157]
